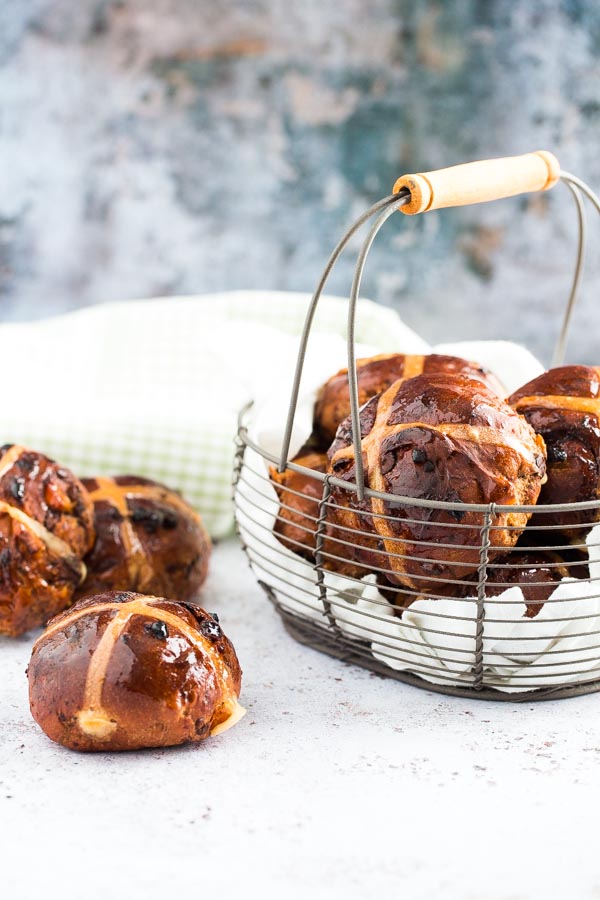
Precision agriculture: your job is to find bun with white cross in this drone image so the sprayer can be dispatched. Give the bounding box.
[0,444,95,636]
[78,476,211,602]
[326,373,547,592]
[28,590,244,751]
[510,366,600,534]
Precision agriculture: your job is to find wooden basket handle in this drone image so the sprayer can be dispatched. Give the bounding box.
[393,150,560,215]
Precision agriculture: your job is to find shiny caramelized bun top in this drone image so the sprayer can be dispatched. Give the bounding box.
[28,590,244,752]
[327,373,547,592]
[510,365,600,531]
[381,549,572,620]
[314,352,506,445]
[79,476,211,602]
[269,447,364,579]
[0,444,95,637]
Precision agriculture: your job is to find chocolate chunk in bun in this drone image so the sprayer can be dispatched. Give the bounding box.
[510,365,600,534]
[79,476,211,602]
[327,373,547,593]
[314,352,505,445]
[0,445,94,636]
[28,591,244,751]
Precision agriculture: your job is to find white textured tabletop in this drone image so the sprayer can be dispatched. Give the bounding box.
[2,538,599,900]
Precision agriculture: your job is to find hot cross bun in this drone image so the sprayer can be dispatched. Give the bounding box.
[79,476,211,602]
[0,445,94,636]
[510,365,600,533]
[327,374,547,592]
[28,590,244,751]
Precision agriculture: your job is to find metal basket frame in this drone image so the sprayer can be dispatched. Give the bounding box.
[234,167,600,701]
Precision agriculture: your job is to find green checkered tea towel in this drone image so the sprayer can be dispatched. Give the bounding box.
[0,291,429,537]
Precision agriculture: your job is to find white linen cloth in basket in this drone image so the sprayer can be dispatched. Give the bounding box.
[235,313,600,691]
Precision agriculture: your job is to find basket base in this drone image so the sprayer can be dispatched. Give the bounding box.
[277,607,600,703]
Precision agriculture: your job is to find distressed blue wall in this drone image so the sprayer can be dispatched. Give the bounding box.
[1,0,599,363]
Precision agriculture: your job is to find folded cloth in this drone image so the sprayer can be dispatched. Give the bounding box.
[0,291,426,537]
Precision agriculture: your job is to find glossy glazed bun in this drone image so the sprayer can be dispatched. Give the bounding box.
[327,373,547,592]
[510,366,600,532]
[314,353,505,445]
[79,477,211,602]
[0,445,94,636]
[29,591,244,751]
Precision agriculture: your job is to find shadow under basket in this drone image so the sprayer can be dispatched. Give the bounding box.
[233,151,600,701]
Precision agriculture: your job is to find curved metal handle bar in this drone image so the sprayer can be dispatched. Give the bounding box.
[561,171,600,213]
[347,197,410,497]
[348,170,599,499]
[553,179,586,367]
[277,191,407,472]
[551,171,600,364]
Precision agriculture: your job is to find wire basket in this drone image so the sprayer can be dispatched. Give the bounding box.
[234,151,600,701]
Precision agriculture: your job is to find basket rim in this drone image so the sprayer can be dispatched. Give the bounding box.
[238,406,600,518]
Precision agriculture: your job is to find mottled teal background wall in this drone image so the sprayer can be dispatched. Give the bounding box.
[1,0,599,362]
